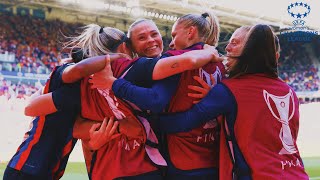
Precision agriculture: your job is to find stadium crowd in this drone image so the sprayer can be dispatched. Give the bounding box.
[0,13,82,74]
[0,77,41,100]
[278,41,320,92]
[0,14,319,101]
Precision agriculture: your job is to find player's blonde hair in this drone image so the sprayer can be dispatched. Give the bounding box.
[64,24,127,57]
[176,12,220,47]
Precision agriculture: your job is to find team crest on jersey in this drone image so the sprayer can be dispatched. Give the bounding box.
[199,66,222,87]
[263,89,297,155]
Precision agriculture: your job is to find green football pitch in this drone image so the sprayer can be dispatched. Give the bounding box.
[1,157,319,179]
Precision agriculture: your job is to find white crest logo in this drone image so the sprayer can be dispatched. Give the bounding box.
[263,89,297,155]
[199,66,222,87]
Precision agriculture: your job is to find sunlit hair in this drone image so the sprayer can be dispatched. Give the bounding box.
[176,12,220,46]
[229,24,278,78]
[64,24,127,58]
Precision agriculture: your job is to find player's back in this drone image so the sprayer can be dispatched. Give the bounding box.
[7,63,81,179]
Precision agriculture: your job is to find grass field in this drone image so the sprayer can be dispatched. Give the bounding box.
[1,157,319,179]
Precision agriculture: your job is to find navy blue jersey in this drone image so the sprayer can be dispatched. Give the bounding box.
[8,63,81,179]
[112,55,180,113]
[123,57,159,87]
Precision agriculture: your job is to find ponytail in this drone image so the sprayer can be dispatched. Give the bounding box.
[177,12,220,46]
[64,24,127,58]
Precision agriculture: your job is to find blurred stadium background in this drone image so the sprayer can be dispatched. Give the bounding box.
[0,0,319,179]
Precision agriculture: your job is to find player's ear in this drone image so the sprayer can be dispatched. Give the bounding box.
[187,26,197,40]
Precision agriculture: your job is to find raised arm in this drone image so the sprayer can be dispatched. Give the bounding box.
[152,45,222,80]
[62,53,129,83]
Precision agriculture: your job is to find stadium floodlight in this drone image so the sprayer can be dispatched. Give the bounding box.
[126,0,140,8]
[163,15,167,20]
[104,3,110,10]
[131,7,143,17]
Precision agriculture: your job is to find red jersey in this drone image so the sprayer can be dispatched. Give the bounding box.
[221,74,309,180]
[165,44,226,170]
[80,58,164,180]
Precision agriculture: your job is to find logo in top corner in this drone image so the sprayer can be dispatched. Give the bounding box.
[280,2,318,42]
[287,2,311,28]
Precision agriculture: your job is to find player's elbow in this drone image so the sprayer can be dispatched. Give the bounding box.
[24,104,36,116]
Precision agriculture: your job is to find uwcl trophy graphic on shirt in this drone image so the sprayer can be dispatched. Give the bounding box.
[263,89,297,155]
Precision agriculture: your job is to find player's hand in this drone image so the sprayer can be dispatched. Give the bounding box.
[225,57,237,73]
[89,54,116,90]
[203,44,224,63]
[88,117,120,150]
[188,75,215,104]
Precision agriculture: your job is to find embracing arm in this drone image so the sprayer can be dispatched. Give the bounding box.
[152,45,222,80]
[25,93,56,116]
[62,54,129,83]
[156,84,234,133]
[24,83,80,116]
[112,75,179,113]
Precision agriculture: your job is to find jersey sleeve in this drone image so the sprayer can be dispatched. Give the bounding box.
[124,57,159,85]
[156,84,235,133]
[55,63,74,84]
[52,81,81,111]
[112,74,180,113]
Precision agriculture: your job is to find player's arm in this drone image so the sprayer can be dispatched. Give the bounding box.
[24,93,56,116]
[28,87,44,101]
[111,76,179,113]
[89,56,178,113]
[62,54,129,83]
[152,45,222,80]
[24,83,79,116]
[156,84,234,133]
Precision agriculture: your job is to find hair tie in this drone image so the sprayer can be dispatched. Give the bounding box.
[99,27,104,34]
[201,13,209,18]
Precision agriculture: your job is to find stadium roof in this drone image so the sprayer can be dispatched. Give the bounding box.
[2,0,319,39]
